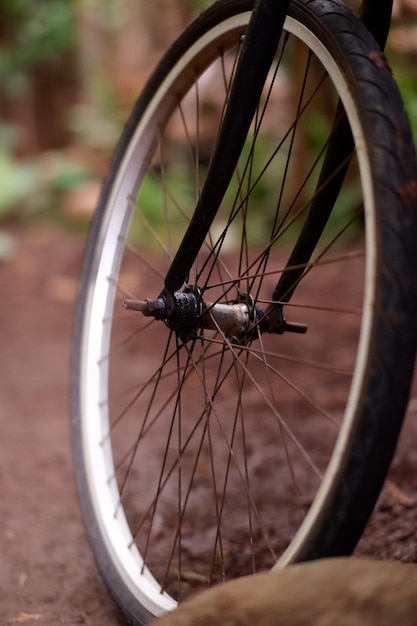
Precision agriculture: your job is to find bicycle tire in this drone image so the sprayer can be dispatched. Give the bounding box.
[71,1,417,624]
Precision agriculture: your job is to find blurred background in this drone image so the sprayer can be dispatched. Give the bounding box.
[0,0,206,255]
[0,0,417,254]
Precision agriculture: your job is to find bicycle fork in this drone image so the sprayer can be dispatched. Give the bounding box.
[163,0,292,294]
[125,0,394,343]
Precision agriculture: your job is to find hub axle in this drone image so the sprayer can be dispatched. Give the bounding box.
[123,291,306,340]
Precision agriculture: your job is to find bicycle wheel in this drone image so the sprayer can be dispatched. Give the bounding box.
[71,0,417,623]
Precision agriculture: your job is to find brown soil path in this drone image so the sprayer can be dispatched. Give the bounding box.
[0,226,415,625]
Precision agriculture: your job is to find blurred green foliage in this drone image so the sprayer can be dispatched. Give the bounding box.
[0,0,76,98]
[0,0,416,234]
[0,124,90,221]
[389,53,417,145]
[0,1,90,222]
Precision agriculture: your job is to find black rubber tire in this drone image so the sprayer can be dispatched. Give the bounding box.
[71,1,417,624]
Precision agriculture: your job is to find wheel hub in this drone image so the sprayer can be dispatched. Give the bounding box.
[123,289,307,342]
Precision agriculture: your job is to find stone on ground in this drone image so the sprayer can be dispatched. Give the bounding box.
[153,557,417,626]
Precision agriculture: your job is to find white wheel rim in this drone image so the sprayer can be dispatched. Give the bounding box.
[77,11,376,615]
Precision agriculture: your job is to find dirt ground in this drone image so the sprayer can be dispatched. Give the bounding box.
[1,225,416,625]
